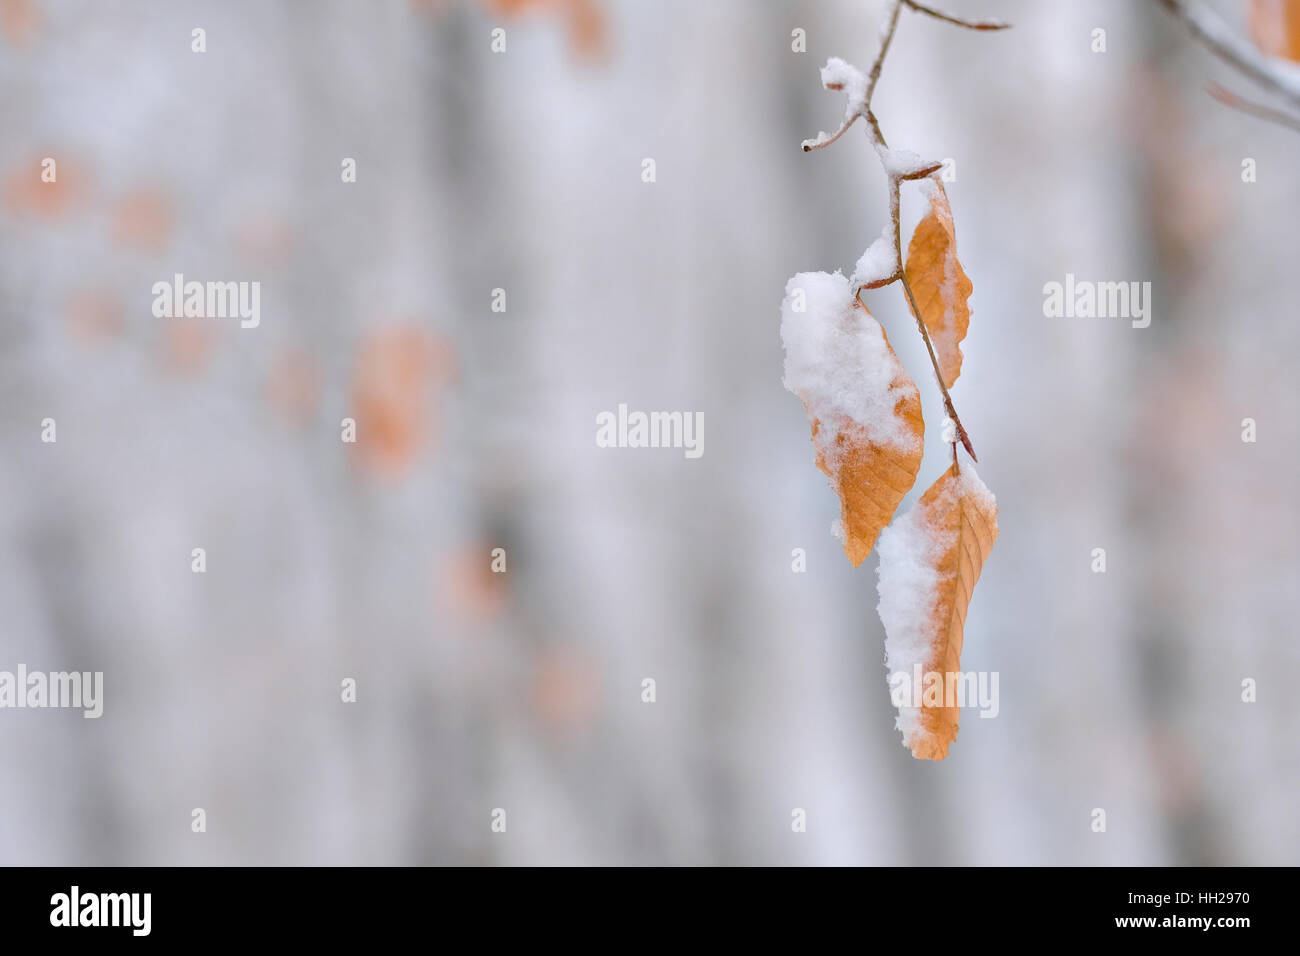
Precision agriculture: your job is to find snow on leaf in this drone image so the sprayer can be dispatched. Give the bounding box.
[876,463,998,760]
[904,177,972,389]
[877,147,942,180]
[852,225,897,290]
[781,271,923,566]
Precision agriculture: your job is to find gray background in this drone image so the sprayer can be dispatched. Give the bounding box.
[0,0,1295,864]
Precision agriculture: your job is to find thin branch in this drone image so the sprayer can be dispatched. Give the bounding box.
[904,0,1010,32]
[1155,0,1300,113]
[875,99,975,461]
[1207,81,1300,133]
[902,272,977,462]
[864,108,888,150]
[802,112,859,152]
[865,0,906,106]
[801,0,1000,461]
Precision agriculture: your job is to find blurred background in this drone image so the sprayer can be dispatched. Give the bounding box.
[0,0,1296,865]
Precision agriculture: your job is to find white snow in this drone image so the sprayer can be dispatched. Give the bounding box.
[802,129,836,150]
[780,271,921,473]
[819,57,868,119]
[876,464,995,748]
[851,225,897,289]
[918,177,942,203]
[876,146,939,180]
[801,58,868,150]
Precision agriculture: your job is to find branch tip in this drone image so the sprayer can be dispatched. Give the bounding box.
[1206,81,1300,133]
[1156,0,1300,116]
[904,0,1011,31]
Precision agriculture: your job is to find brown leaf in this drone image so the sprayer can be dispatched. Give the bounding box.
[350,325,456,480]
[0,0,39,47]
[782,271,925,565]
[876,463,998,760]
[1250,0,1300,62]
[809,305,924,567]
[482,0,607,62]
[904,178,972,389]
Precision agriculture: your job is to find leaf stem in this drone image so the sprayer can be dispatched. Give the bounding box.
[901,272,977,461]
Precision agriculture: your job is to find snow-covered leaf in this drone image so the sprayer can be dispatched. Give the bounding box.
[852,225,898,290]
[876,463,998,760]
[781,271,924,566]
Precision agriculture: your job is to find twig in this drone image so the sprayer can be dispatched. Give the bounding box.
[802,0,904,154]
[1154,0,1300,114]
[1207,81,1300,133]
[864,108,977,461]
[802,112,859,152]
[902,271,977,461]
[802,0,1000,461]
[904,0,1010,32]
[866,0,906,106]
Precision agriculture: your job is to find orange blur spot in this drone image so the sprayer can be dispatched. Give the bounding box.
[112,188,173,252]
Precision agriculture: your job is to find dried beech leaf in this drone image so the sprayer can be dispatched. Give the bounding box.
[876,463,998,760]
[904,178,972,389]
[1250,0,1300,62]
[807,343,923,566]
[781,271,924,566]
